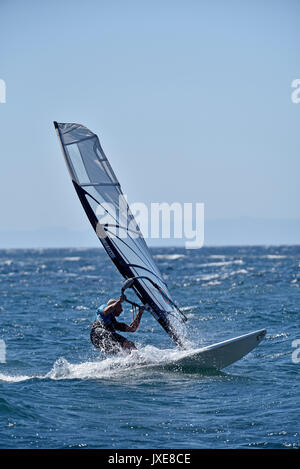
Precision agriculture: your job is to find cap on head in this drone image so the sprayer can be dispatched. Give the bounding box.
[107,298,117,306]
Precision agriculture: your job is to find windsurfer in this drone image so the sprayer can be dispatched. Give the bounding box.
[90,296,144,353]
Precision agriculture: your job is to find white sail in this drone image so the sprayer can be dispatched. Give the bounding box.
[54,122,187,345]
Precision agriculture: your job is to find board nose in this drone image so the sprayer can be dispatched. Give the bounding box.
[256,329,267,342]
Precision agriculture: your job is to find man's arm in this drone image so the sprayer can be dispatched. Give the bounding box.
[127,307,145,332]
[102,299,122,315]
[114,307,145,333]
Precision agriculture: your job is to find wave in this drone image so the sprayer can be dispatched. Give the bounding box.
[204,280,221,286]
[209,255,226,259]
[0,260,13,266]
[201,274,221,281]
[63,257,81,262]
[199,260,244,268]
[262,255,287,259]
[0,372,41,383]
[154,254,185,261]
[185,269,249,287]
[0,346,199,383]
[79,266,95,271]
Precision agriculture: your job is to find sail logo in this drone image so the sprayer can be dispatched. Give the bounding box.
[291,79,300,104]
[95,197,204,249]
[0,340,6,363]
[0,79,6,103]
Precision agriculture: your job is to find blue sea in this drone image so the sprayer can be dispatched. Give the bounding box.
[0,246,299,449]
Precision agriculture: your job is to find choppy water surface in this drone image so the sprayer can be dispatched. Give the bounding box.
[0,246,299,448]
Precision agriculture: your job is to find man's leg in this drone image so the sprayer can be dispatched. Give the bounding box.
[121,338,137,351]
[112,332,137,351]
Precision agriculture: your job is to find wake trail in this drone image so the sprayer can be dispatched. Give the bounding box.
[0,345,197,383]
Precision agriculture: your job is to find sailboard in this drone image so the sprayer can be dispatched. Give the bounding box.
[163,329,267,370]
[54,122,187,346]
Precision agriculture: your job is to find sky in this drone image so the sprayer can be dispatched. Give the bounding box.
[0,0,299,247]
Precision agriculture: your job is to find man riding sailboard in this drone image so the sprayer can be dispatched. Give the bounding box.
[54,122,267,369]
[90,296,145,353]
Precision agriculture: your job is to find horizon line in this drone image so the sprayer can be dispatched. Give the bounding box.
[1,243,299,251]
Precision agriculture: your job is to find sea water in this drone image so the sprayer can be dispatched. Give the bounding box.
[0,246,299,449]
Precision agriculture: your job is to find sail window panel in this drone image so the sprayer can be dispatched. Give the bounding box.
[84,186,106,206]
[85,187,146,246]
[79,187,128,231]
[93,184,123,210]
[128,265,174,311]
[131,239,163,276]
[77,139,112,185]
[94,212,159,277]
[101,160,119,185]
[84,185,120,219]
[130,266,185,338]
[94,143,119,183]
[85,194,100,221]
[109,234,154,269]
[135,239,165,278]
[128,267,169,312]
[59,123,94,145]
[109,235,164,283]
[110,229,161,275]
[66,144,90,184]
[84,194,116,228]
